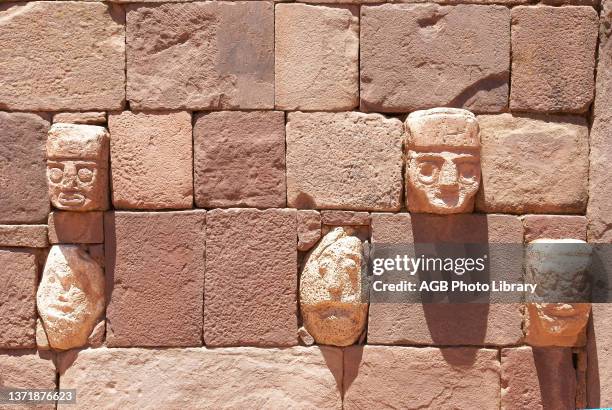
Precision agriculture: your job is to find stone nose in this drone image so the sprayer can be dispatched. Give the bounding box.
[438,160,459,188]
[60,163,78,188]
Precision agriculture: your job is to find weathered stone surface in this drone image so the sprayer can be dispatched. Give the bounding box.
[109,111,193,210]
[36,319,50,351]
[87,320,105,348]
[275,4,358,110]
[0,2,125,111]
[587,304,612,408]
[205,208,297,346]
[477,114,589,214]
[286,112,403,211]
[510,6,598,113]
[48,212,103,244]
[53,112,106,125]
[105,211,205,347]
[126,2,274,110]
[321,211,370,226]
[59,347,342,409]
[0,249,37,349]
[38,245,105,351]
[523,215,587,242]
[298,210,321,252]
[0,225,48,248]
[344,346,500,408]
[360,4,510,113]
[0,350,56,410]
[194,111,285,208]
[501,347,576,409]
[0,112,49,224]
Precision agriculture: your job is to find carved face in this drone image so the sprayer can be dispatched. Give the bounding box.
[407,150,481,214]
[47,159,103,210]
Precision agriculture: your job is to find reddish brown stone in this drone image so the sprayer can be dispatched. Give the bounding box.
[205,208,297,346]
[523,215,587,242]
[297,210,321,252]
[587,304,612,408]
[0,249,38,348]
[0,350,55,410]
[321,211,370,226]
[194,111,286,208]
[0,225,48,248]
[53,112,106,125]
[104,211,205,347]
[48,212,103,244]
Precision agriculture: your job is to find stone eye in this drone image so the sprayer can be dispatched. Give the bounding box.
[458,163,478,183]
[49,167,63,183]
[417,161,439,184]
[77,167,94,183]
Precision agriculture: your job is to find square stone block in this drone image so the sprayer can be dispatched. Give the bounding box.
[0,350,56,410]
[104,211,205,347]
[48,212,103,244]
[0,225,48,248]
[523,215,587,242]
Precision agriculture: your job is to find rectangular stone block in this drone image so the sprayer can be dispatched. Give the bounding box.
[59,347,342,409]
[109,111,193,210]
[523,215,587,242]
[587,304,612,408]
[344,346,500,409]
[126,2,274,110]
[194,111,286,208]
[0,249,38,349]
[104,211,205,347]
[321,211,370,226]
[48,212,103,244]
[360,4,510,113]
[510,6,598,113]
[0,112,50,224]
[501,347,576,409]
[477,114,589,214]
[286,112,403,211]
[275,4,358,110]
[205,208,297,346]
[53,112,106,125]
[0,2,125,111]
[0,350,56,410]
[0,226,48,248]
[297,210,321,252]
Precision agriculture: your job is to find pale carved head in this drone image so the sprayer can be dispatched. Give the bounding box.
[47,123,109,211]
[405,108,481,214]
[525,239,592,347]
[37,245,105,350]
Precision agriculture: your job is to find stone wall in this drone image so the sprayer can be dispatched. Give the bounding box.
[0,0,610,408]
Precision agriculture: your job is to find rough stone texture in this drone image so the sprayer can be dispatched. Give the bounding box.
[501,347,576,410]
[0,225,48,248]
[126,2,274,110]
[194,111,285,208]
[108,111,193,210]
[286,112,403,211]
[0,350,56,410]
[105,211,205,347]
[59,347,342,409]
[36,319,50,351]
[87,320,105,348]
[344,346,500,408]
[0,112,50,224]
[368,213,524,345]
[360,4,510,113]
[523,215,587,242]
[205,208,297,346]
[477,114,589,214]
[53,112,106,125]
[321,211,370,226]
[588,0,612,243]
[587,304,612,408]
[48,212,103,244]
[275,4,358,110]
[510,6,598,113]
[0,2,125,111]
[0,249,37,349]
[298,210,321,252]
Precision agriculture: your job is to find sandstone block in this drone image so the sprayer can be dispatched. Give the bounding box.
[53,112,106,125]
[0,350,56,410]
[501,347,576,409]
[105,211,205,347]
[523,215,587,242]
[109,111,193,210]
[344,346,500,408]
[286,112,403,211]
[275,4,358,110]
[0,225,48,248]
[0,112,49,224]
[0,249,38,349]
[194,111,285,208]
[126,2,274,110]
[510,6,598,113]
[587,304,612,407]
[298,210,321,252]
[205,208,297,346]
[477,114,589,214]
[360,4,510,113]
[321,211,370,226]
[0,2,125,111]
[48,212,103,244]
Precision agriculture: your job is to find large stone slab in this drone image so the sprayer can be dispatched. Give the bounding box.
[204,208,297,346]
[360,4,510,113]
[59,347,342,409]
[477,114,589,214]
[0,112,49,224]
[0,2,125,111]
[48,212,103,244]
[0,350,56,410]
[104,211,205,347]
[510,6,598,113]
[286,112,403,211]
[344,346,500,408]
[0,225,48,248]
[126,2,274,110]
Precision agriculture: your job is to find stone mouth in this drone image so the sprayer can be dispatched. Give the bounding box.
[58,192,85,206]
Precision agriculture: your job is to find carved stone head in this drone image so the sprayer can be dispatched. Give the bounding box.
[405,108,481,214]
[47,123,109,211]
[37,245,105,350]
